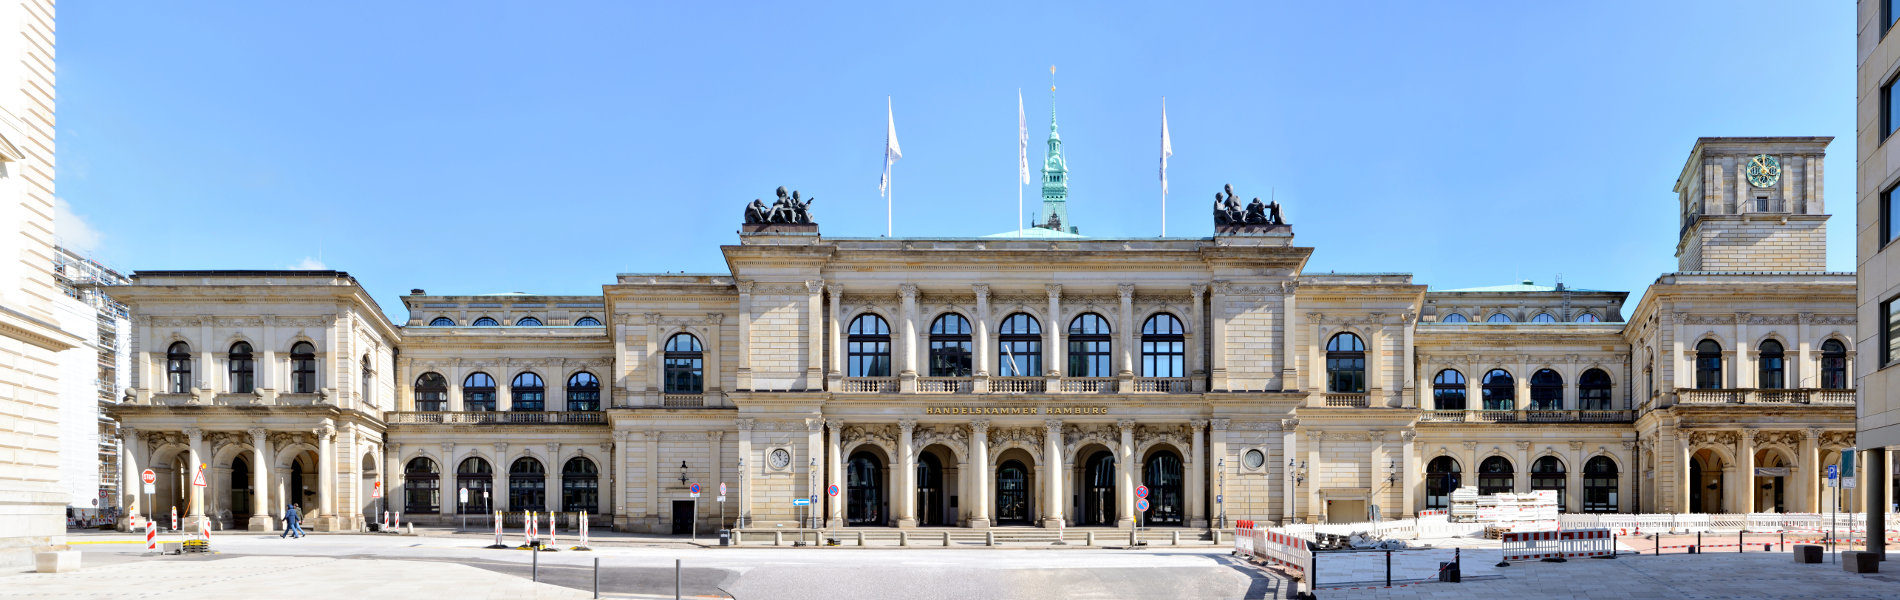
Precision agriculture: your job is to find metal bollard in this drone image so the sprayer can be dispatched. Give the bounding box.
[675,559,682,600]
[1454,548,1461,583]
[899,531,908,547]
[1693,532,1700,554]
[1653,534,1659,556]
[532,547,539,582]
[593,557,600,599]
[944,531,951,547]
[1385,549,1392,587]
[1085,531,1093,546]
[1739,531,1743,553]
[1171,530,1180,546]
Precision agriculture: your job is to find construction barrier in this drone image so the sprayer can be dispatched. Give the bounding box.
[1500,528,1613,563]
[394,512,401,529]
[145,522,156,552]
[492,511,504,547]
[574,510,591,550]
[1233,520,1315,597]
[546,511,556,548]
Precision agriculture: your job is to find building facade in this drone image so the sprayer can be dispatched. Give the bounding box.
[1856,0,1900,541]
[106,137,1872,534]
[51,246,131,519]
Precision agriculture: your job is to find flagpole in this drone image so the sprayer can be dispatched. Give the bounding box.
[1161,97,1168,237]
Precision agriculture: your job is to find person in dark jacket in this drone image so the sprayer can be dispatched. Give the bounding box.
[281,504,306,538]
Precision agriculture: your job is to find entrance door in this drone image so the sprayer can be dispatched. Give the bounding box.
[916,453,944,526]
[1082,451,1115,525]
[846,452,884,526]
[671,500,694,534]
[231,457,253,523]
[996,460,1032,525]
[1143,451,1184,526]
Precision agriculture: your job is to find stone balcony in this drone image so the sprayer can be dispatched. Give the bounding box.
[385,411,607,425]
[1674,388,1854,407]
[1418,409,1634,424]
[833,376,1197,395]
[140,391,331,407]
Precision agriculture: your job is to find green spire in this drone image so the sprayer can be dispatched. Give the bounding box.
[1037,65,1074,233]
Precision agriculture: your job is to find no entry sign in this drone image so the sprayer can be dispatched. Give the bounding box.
[689,483,701,498]
[1136,498,1150,512]
[1135,485,1149,499]
[827,484,840,497]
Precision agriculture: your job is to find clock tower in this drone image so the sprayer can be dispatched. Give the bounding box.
[1672,137,1832,272]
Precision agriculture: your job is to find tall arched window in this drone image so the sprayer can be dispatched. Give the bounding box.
[456,457,492,513]
[429,317,456,326]
[1325,332,1366,393]
[463,372,496,411]
[1426,456,1461,509]
[997,313,1042,377]
[510,372,545,411]
[1531,456,1567,510]
[1582,456,1619,513]
[290,342,317,394]
[1575,312,1602,323]
[573,316,601,327]
[562,457,598,512]
[515,317,543,326]
[1479,456,1515,495]
[414,373,447,411]
[1695,340,1724,389]
[361,354,374,405]
[1432,369,1466,410]
[405,457,439,513]
[1530,313,1556,323]
[1140,313,1186,378]
[1757,339,1785,389]
[1487,313,1513,323]
[1529,369,1563,410]
[1481,369,1515,410]
[166,342,193,393]
[1440,313,1468,323]
[471,317,499,326]
[1820,339,1849,389]
[228,342,254,393]
[1067,314,1113,377]
[664,334,704,393]
[508,457,545,512]
[928,313,973,377]
[1579,368,1612,411]
[566,372,600,411]
[847,314,892,377]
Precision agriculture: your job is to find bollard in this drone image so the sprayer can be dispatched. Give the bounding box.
[857,531,865,547]
[1653,534,1659,556]
[532,546,539,582]
[1693,532,1700,555]
[1172,530,1180,546]
[1085,531,1093,546]
[1454,548,1461,583]
[675,559,682,600]
[1385,549,1392,587]
[1739,531,1743,554]
[593,557,600,599]
[899,531,908,547]
[987,530,996,547]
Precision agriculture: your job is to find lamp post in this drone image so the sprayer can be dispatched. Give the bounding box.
[679,461,692,540]
[1216,458,1225,528]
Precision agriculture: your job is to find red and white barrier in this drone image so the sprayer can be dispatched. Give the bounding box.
[381,511,389,530]
[577,510,590,549]
[546,511,556,547]
[145,522,156,552]
[171,507,179,531]
[527,510,538,546]
[394,512,401,529]
[493,511,504,546]
[198,515,212,541]
[1233,520,1315,597]
[1501,528,1612,563]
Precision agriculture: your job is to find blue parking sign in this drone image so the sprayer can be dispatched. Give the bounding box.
[1827,464,1838,479]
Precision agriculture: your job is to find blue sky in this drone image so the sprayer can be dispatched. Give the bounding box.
[59,2,1854,320]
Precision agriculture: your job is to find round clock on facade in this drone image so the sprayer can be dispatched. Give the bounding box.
[1746,154,1781,188]
[769,448,792,469]
[1243,449,1266,469]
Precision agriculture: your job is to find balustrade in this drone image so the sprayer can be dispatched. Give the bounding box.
[1676,388,1855,406]
[838,377,899,393]
[916,377,973,394]
[989,377,1045,394]
[1059,377,1115,394]
[1132,378,1191,393]
[385,411,606,425]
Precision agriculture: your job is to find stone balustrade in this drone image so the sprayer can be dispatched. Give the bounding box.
[1675,388,1854,406]
[385,411,606,425]
[1418,409,1634,424]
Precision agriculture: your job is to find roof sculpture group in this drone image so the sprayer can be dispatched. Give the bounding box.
[1211,184,1284,228]
[744,187,817,225]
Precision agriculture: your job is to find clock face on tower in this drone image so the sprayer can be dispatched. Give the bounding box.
[1746,154,1781,188]
[769,448,792,469]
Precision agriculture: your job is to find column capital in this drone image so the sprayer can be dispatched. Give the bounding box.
[971,283,990,300]
[736,281,754,295]
[1277,418,1296,430]
[827,283,844,296]
[1189,419,1209,430]
[1806,428,1822,440]
[898,284,918,300]
[805,280,824,294]
[806,418,825,432]
[706,312,724,325]
[118,426,138,442]
[1117,284,1135,302]
[545,442,561,458]
[1045,284,1062,300]
[183,427,204,442]
[1116,419,1136,431]
[736,418,756,432]
[316,424,336,439]
[440,442,456,457]
[1189,284,1206,301]
[897,418,917,433]
[970,419,990,435]
[644,312,662,325]
[825,418,845,430]
[492,442,508,456]
[1043,419,1063,435]
[708,431,724,442]
[1280,280,1299,294]
[1401,430,1417,442]
[387,441,401,453]
[246,427,266,440]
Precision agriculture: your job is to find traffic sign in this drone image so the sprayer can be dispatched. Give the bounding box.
[827,484,840,497]
[720,482,728,496]
[1136,498,1150,512]
[1844,476,1858,489]
[143,482,155,494]
[192,463,208,487]
[141,469,157,485]
[792,498,811,507]
[459,488,469,503]
[1215,494,1223,504]
[689,483,701,498]
[372,481,382,498]
[1135,485,1149,499]
[717,496,726,502]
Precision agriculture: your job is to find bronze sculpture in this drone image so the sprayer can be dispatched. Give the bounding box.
[744,187,817,225]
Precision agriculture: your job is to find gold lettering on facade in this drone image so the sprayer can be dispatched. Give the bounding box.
[923,406,1107,416]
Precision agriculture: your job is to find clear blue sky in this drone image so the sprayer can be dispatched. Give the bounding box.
[59,2,1855,321]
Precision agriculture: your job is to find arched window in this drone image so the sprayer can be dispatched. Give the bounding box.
[1579,368,1612,411]
[1479,456,1515,495]
[510,372,545,411]
[562,457,598,512]
[1440,313,1468,323]
[414,373,447,411]
[927,313,973,377]
[1820,339,1848,389]
[429,317,456,326]
[1575,312,1602,323]
[1531,457,1567,510]
[1426,457,1462,509]
[404,457,439,513]
[508,457,545,512]
[573,316,601,327]
[290,342,318,394]
[166,342,193,394]
[471,317,499,326]
[1432,369,1466,410]
[1140,313,1186,378]
[1530,313,1556,323]
[361,354,374,405]
[515,317,543,326]
[997,313,1042,377]
[1067,314,1113,377]
[1695,340,1724,389]
[1487,313,1513,323]
[1582,456,1619,513]
[1325,332,1366,393]
[1481,369,1515,410]
[1758,339,1786,390]
[566,372,600,411]
[462,372,496,411]
[456,457,492,514]
[228,342,255,393]
[847,314,892,377]
[664,333,704,393]
[1529,369,1563,410]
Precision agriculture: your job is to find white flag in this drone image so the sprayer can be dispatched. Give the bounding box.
[881,97,902,197]
[1160,99,1172,195]
[1018,90,1030,185]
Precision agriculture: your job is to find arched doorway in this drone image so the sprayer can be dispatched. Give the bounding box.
[1478,457,1514,495]
[916,452,945,526]
[1582,457,1618,513]
[1142,449,1184,526]
[1753,450,1791,514]
[1690,449,1725,513]
[360,453,380,524]
[230,456,254,523]
[289,457,311,514]
[1080,450,1115,526]
[995,459,1033,525]
[1425,457,1461,510]
[846,450,886,526]
[1530,457,1566,510]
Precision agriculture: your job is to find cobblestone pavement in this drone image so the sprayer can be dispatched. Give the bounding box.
[0,554,589,599]
[1319,553,1900,599]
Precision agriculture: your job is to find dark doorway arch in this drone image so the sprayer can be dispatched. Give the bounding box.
[846,451,885,526]
[1143,450,1185,526]
[1081,450,1115,526]
[995,460,1033,525]
[1426,456,1461,510]
[230,456,253,523]
[916,453,945,526]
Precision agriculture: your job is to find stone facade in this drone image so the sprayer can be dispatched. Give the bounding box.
[1856,2,1900,456]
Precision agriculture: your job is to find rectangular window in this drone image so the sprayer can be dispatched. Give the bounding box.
[1889,0,1900,37]
[1888,80,1900,140]
[1886,297,1900,367]
[1886,185,1900,248]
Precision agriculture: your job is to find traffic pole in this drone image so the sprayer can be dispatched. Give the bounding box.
[145,522,156,553]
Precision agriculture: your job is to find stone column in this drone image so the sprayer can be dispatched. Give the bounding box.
[897,419,917,527]
[1116,284,1135,378]
[1281,282,1299,390]
[492,442,509,513]
[1046,285,1064,380]
[972,284,992,392]
[1740,430,1756,514]
[1802,429,1821,512]
[1677,433,1693,513]
[440,443,457,519]
[1370,431,1388,517]
[249,428,273,531]
[1188,284,1207,392]
[1401,431,1418,517]
[118,427,140,528]
[610,433,629,524]
[185,427,207,524]
[705,313,724,395]
[1796,313,1813,387]
[1280,420,1296,523]
[385,442,401,522]
[1400,313,1416,407]
[969,420,990,528]
[737,282,753,391]
[826,419,844,527]
[1367,315,1385,399]
[1188,420,1206,527]
[827,285,844,385]
[316,423,338,529]
[899,284,919,393]
[1307,430,1323,523]
[546,443,562,512]
[806,281,825,388]
[1042,419,1065,528]
[1209,282,1228,391]
[736,421,754,527]
[1734,313,1750,389]
[643,433,658,528]
[497,363,514,412]
[1116,419,1136,528]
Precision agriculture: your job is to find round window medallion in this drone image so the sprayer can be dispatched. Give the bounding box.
[1243,449,1266,469]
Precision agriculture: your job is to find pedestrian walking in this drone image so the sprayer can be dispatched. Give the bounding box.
[281,503,306,538]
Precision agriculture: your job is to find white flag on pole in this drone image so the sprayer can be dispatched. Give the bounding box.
[1018,90,1030,185]
[1160,99,1172,195]
[881,97,902,197]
